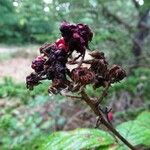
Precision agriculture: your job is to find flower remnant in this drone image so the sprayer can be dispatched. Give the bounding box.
[26,22,126,94]
[25,22,132,149]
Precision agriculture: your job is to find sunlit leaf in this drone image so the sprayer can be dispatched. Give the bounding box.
[41,128,115,150]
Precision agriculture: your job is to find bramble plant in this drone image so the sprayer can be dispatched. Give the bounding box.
[26,22,138,150]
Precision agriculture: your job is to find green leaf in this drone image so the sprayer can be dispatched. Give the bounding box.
[41,128,115,150]
[40,112,150,150]
[117,111,150,148]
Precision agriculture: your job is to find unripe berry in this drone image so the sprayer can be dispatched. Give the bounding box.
[108,112,113,121]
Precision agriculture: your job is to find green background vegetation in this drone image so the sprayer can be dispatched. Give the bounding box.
[0,0,150,149]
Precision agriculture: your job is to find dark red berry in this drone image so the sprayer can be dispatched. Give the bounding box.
[31,56,46,73]
[26,73,40,90]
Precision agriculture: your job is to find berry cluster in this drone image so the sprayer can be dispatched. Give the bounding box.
[71,67,95,91]
[89,51,126,89]
[60,22,93,55]
[26,22,126,94]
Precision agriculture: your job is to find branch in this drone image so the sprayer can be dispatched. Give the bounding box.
[132,0,140,10]
[102,5,134,31]
[80,89,137,150]
[64,94,82,99]
[98,82,111,104]
[132,0,142,17]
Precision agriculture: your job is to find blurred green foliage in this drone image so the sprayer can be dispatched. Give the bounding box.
[0,0,150,149]
[110,67,150,100]
[33,112,150,150]
[0,67,149,103]
[0,78,65,149]
[0,77,50,103]
[0,0,53,44]
[0,0,150,64]
[0,68,149,149]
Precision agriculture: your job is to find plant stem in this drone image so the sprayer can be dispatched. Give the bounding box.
[100,115,137,150]
[65,94,82,99]
[80,90,138,150]
[98,82,110,104]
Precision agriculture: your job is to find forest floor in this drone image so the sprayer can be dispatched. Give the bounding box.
[0,45,149,149]
[0,45,97,134]
[0,45,39,82]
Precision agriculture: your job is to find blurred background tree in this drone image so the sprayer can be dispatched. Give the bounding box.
[0,0,149,65]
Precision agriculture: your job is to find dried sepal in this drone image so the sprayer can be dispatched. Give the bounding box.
[26,73,41,90]
[48,78,71,94]
[39,43,52,55]
[26,22,126,96]
[93,76,108,89]
[90,59,108,76]
[71,67,95,85]
[108,65,126,83]
[89,51,105,59]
